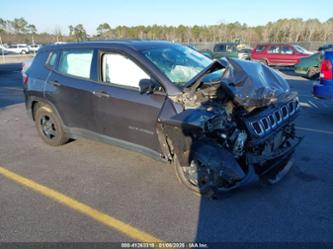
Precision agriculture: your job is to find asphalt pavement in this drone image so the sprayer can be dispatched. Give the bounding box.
[0,64,332,244]
[0,63,23,108]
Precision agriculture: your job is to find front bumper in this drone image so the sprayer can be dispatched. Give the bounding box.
[214,134,302,192]
[247,135,301,181]
[313,83,333,99]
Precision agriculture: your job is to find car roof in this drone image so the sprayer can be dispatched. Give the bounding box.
[257,43,295,47]
[39,40,176,52]
[215,42,237,45]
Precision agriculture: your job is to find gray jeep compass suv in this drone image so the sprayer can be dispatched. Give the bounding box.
[23,40,301,197]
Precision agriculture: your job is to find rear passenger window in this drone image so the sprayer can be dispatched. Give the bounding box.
[280,46,293,54]
[58,49,93,79]
[46,52,58,68]
[268,46,280,54]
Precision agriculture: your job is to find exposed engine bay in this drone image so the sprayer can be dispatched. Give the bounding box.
[158,58,302,195]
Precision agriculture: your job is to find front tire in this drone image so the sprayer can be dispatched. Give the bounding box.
[174,155,215,198]
[35,104,69,146]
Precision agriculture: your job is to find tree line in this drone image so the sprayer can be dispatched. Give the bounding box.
[1,17,333,45]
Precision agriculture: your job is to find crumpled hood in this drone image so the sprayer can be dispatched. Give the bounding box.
[218,58,292,109]
[185,58,294,111]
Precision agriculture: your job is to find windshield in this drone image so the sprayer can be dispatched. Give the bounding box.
[141,44,212,87]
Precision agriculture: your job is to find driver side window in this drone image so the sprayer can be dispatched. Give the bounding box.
[102,53,150,88]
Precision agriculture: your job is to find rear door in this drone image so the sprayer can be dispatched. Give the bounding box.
[45,48,98,131]
[279,45,296,65]
[92,49,166,153]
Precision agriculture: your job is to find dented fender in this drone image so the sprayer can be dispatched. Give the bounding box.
[190,140,246,181]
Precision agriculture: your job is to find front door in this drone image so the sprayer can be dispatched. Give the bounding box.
[92,52,166,153]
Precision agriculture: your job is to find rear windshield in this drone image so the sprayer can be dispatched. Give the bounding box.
[214,44,237,52]
[294,45,308,54]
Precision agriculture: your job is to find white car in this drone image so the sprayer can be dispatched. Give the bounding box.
[238,48,252,60]
[28,44,41,53]
[5,44,30,54]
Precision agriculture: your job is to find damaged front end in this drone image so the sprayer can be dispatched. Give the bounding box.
[159,58,301,195]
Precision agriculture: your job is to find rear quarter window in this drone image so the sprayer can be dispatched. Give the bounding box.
[45,51,58,69]
[280,46,293,54]
[268,45,280,54]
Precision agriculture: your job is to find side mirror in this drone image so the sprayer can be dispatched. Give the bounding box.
[139,79,157,94]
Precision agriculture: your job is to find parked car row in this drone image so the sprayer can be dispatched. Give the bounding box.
[190,41,333,102]
[195,42,317,68]
[1,43,41,54]
[0,48,17,55]
[250,43,313,66]
[175,42,331,77]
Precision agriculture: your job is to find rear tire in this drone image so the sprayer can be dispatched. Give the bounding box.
[307,67,319,79]
[35,104,69,146]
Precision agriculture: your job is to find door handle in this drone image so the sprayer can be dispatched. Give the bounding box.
[49,80,61,87]
[92,91,110,98]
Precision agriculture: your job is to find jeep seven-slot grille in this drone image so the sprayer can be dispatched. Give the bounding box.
[250,99,299,137]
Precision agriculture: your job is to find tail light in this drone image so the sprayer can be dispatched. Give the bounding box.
[22,62,28,86]
[21,61,30,86]
[320,59,333,80]
[23,74,28,86]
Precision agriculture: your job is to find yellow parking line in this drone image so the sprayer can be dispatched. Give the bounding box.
[0,166,162,242]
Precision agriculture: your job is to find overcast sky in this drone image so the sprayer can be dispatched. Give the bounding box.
[2,0,332,35]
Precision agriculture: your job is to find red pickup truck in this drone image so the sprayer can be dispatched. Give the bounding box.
[251,43,312,66]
